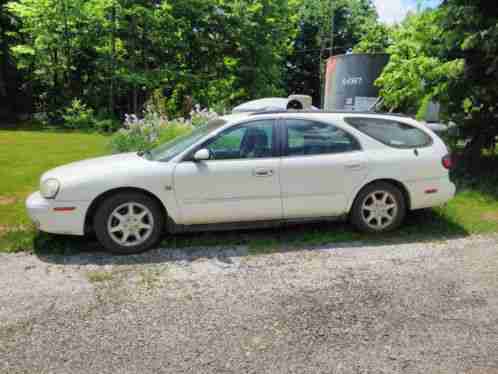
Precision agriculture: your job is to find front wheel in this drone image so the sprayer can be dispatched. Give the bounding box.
[94,192,165,254]
[350,182,406,233]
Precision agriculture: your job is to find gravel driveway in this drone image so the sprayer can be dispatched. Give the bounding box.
[1,235,497,374]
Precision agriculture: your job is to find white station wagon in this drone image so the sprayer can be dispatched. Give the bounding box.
[27,112,455,254]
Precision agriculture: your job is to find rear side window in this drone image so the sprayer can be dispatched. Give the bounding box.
[345,117,433,149]
[284,119,361,156]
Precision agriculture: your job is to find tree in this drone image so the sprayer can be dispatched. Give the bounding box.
[8,0,96,114]
[0,0,25,118]
[375,1,498,168]
[440,0,498,165]
[285,0,380,106]
[353,20,391,54]
[375,10,463,117]
[7,0,302,117]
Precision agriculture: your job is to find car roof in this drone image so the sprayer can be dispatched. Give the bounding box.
[249,110,413,119]
[222,111,417,126]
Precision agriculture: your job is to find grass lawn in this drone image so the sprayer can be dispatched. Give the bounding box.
[0,129,109,249]
[0,128,497,254]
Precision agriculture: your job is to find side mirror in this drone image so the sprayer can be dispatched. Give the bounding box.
[193,148,210,162]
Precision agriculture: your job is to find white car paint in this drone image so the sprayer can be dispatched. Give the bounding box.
[280,150,369,218]
[26,112,456,236]
[174,157,282,224]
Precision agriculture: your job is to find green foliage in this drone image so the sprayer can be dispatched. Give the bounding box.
[6,0,387,117]
[62,99,96,130]
[286,0,381,105]
[375,1,498,166]
[94,118,121,133]
[439,1,498,135]
[107,104,220,153]
[7,0,302,118]
[108,120,193,154]
[108,130,151,154]
[146,89,169,117]
[0,1,24,119]
[353,21,392,53]
[375,10,464,117]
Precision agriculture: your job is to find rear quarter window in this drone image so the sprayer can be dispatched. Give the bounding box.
[345,117,433,149]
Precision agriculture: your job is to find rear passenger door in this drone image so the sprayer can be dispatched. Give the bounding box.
[279,118,368,219]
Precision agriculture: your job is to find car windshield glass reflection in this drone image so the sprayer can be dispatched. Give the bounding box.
[148,119,227,161]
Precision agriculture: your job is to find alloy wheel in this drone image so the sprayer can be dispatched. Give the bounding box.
[361,190,398,230]
[106,202,154,247]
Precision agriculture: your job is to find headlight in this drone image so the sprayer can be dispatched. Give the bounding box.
[40,178,60,199]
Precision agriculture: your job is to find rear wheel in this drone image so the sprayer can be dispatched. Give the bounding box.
[94,192,164,254]
[351,182,406,233]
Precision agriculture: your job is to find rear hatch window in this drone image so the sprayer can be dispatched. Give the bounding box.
[345,117,433,149]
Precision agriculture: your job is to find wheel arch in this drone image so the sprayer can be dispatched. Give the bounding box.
[84,187,168,235]
[348,178,411,213]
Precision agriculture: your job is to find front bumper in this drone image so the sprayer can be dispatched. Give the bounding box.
[26,192,89,236]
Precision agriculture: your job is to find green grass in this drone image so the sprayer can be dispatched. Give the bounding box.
[86,270,115,283]
[0,129,109,250]
[0,128,497,254]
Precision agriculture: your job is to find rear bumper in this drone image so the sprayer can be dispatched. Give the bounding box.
[26,192,89,236]
[407,177,456,210]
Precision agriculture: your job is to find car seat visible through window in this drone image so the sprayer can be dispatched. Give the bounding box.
[240,127,271,158]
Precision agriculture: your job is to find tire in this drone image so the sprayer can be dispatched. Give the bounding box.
[350,182,407,233]
[94,192,165,254]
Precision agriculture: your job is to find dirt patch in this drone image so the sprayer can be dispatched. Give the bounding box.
[0,225,28,237]
[0,196,17,206]
[482,212,498,222]
[0,225,8,235]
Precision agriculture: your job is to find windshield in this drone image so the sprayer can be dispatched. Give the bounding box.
[147,118,227,161]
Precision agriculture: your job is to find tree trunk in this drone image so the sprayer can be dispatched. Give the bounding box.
[0,21,8,99]
[52,49,59,111]
[133,88,138,114]
[131,16,138,114]
[319,38,325,108]
[109,1,116,114]
[60,0,71,95]
[463,121,489,172]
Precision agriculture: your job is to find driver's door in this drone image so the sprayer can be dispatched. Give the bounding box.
[173,119,282,225]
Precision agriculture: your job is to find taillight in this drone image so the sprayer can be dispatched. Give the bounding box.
[442,154,453,169]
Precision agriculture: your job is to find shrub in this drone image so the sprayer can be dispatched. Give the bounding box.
[62,99,96,130]
[94,118,121,133]
[190,104,218,127]
[108,105,218,154]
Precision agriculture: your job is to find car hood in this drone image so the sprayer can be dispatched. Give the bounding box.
[42,152,150,182]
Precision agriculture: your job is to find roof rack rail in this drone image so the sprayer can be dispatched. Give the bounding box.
[249,110,412,118]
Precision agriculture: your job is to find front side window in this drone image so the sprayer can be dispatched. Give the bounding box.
[345,117,433,149]
[148,118,227,161]
[205,120,274,160]
[284,119,360,156]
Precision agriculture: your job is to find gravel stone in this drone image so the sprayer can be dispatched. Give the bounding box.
[1,235,497,373]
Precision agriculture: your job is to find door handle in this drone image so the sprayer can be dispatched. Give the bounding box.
[253,168,274,177]
[345,163,364,170]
